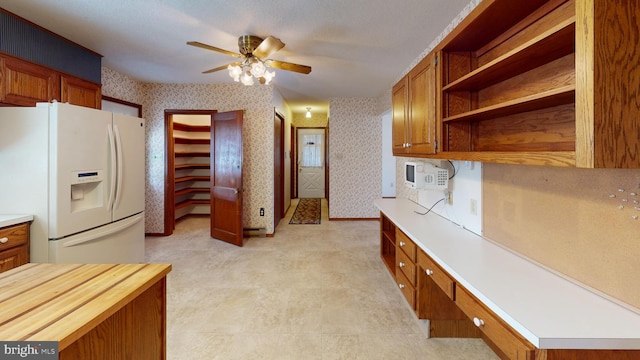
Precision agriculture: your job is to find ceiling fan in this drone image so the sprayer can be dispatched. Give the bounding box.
[187,35,312,85]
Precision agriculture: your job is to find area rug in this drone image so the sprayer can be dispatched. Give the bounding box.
[289,198,321,224]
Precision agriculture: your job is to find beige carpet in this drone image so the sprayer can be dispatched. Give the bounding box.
[144,199,498,359]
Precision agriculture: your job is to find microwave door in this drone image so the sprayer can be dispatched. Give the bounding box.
[48,103,113,239]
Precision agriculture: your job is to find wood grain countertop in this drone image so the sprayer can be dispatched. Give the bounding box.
[0,263,172,350]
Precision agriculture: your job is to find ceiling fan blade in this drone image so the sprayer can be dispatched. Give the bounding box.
[187,41,242,58]
[202,62,241,74]
[253,36,285,59]
[264,59,312,74]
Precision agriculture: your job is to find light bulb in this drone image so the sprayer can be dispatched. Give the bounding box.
[228,64,242,82]
[305,107,311,118]
[240,71,254,85]
[262,70,275,85]
[250,61,266,78]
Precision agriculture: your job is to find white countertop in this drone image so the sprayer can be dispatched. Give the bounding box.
[375,198,640,350]
[0,214,33,228]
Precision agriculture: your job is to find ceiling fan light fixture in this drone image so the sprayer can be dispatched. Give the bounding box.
[306,107,312,118]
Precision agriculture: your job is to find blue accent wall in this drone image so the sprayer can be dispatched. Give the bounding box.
[0,9,102,84]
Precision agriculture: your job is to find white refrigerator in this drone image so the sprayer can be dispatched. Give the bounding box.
[0,102,145,263]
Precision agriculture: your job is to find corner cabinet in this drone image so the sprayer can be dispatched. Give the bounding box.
[0,53,101,109]
[434,0,640,168]
[392,51,438,156]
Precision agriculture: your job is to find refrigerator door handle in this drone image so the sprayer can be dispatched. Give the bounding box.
[113,124,124,211]
[107,124,117,211]
[61,214,142,247]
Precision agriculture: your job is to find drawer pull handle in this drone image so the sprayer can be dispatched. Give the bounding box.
[398,283,405,289]
[425,269,434,276]
[399,262,405,268]
[0,237,8,244]
[399,241,406,247]
[473,317,485,327]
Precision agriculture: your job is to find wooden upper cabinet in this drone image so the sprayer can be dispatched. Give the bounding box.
[432,0,640,168]
[392,52,438,156]
[0,54,60,106]
[0,53,101,109]
[61,75,102,109]
[408,53,437,155]
[391,76,409,154]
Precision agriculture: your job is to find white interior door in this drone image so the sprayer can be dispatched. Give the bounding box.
[298,128,325,198]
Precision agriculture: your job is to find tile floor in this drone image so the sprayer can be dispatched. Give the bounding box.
[145,199,498,359]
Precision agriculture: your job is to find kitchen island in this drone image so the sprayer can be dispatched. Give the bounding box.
[0,263,171,359]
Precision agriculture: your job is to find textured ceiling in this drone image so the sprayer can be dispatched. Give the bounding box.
[0,0,470,113]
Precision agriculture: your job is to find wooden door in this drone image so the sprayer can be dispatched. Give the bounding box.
[210,110,244,246]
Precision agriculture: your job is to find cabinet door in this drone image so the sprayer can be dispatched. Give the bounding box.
[61,75,102,109]
[0,246,28,273]
[408,53,437,155]
[0,54,60,106]
[391,76,409,155]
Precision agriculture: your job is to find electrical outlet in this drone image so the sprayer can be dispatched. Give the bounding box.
[260,208,264,216]
[470,199,478,216]
[446,191,453,205]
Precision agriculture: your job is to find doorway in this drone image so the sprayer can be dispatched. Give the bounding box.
[297,128,326,198]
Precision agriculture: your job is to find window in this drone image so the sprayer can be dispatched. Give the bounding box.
[301,134,323,167]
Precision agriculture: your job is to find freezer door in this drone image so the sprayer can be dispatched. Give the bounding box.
[112,113,146,221]
[48,213,145,263]
[48,103,113,239]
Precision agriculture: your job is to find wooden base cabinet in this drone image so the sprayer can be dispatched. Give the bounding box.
[0,222,29,273]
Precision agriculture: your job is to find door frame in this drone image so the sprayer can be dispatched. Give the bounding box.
[274,110,285,229]
[295,126,328,199]
[163,109,216,236]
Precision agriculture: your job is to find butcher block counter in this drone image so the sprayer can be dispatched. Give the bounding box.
[0,263,172,359]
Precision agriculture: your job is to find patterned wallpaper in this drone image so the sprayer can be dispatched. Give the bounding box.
[100,0,482,230]
[328,98,382,219]
[101,67,288,234]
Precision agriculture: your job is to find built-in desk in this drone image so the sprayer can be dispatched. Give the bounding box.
[376,198,640,359]
[0,263,171,359]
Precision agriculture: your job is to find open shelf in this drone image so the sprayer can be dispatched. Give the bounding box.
[175,175,210,183]
[174,137,210,145]
[175,199,210,210]
[174,187,209,197]
[442,18,575,92]
[380,213,397,276]
[443,85,575,123]
[173,123,210,132]
[175,151,210,157]
[175,163,210,170]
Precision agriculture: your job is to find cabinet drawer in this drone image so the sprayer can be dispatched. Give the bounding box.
[417,250,456,300]
[396,269,415,309]
[456,286,535,360]
[396,249,416,286]
[395,229,416,261]
[0,223,28,252]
